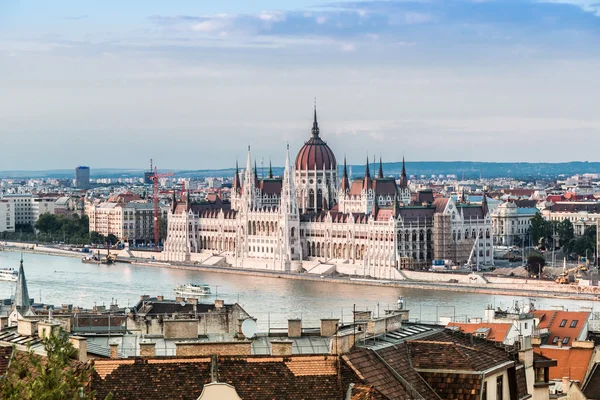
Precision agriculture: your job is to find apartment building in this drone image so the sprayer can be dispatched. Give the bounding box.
[0,200,15,232]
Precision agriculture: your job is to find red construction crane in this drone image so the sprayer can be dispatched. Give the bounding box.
[149,166,173,250]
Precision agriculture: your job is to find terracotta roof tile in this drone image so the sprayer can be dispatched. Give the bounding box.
[446,322,512,343]
[534,347,593,383]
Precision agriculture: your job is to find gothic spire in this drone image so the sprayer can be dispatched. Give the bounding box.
[482,191,489,215]
[254,160,259,186]
[268,160,273,179]
[233,159,241,193]
[378,156,384,179]
[171,190,177,213]
[242,145,255,195]
[341,156,350,192]
[311,100,320,138]
[281,144,298,214]
[399,156,408,190]
[363,155,372,191]
[14,254,30,310]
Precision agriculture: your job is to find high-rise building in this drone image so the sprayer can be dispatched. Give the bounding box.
[75,166,90,189]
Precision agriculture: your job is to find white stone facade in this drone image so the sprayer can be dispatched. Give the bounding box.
[163,112,494,277]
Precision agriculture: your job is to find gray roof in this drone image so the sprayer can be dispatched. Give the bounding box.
[14,257,30,309]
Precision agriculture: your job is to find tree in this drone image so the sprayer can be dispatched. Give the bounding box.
[526,253,546,277]
[159,216,168,242]
[106,234,118,245]
[35,214,59,235]
[90,231,105,244]
[530,213,545,245]
[530,213,553,248]
[0,330,112,399]
[556,219,574,248]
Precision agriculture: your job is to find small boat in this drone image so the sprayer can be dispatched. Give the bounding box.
[174,283,212,297]
[0,268,17,282]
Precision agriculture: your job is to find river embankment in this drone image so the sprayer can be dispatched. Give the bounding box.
[2,242,598,301]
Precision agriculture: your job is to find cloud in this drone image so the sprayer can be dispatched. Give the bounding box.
[192,19,229,33]
[538,0,600,16]
[316,15,328,24]
[259,11,286,22]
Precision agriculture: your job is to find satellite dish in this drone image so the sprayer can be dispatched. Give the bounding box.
[180,301,186,307]
[241,319,257,339]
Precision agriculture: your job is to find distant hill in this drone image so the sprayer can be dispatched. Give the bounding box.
[1,162,599,180]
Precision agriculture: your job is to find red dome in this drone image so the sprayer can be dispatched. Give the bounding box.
[294,107,337,171]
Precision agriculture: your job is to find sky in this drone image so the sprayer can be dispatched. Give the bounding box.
[1,0,600,170]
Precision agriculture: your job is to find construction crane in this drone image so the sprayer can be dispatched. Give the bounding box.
[149,166,173,250]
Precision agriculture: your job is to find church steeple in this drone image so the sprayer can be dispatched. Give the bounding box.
[311,101,320,138]
[14,254,30,310]
[377,157,384,179]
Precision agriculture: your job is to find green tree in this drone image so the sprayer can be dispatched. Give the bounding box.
[556,219,574,248]
[530,213,553,248]
[35,214,59,234]
[159,216,168,242]
[106,234,118,245]
[90,231,105,244]
[530,213,545,245]
[526,253,546,277]
[0,330,112,400]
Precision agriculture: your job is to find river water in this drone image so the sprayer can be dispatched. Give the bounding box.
[0,251,597,330]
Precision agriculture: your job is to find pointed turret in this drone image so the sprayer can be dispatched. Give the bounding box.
[281,144,298,214]
[233,160,241,193]
[186,189,191,211]
[254,160,259,186]
[399,156,408,190]
[482,192,489,215]
[341,156,350,193]
[311,102,320,138]
[171,190,177,213]
[377,157,384,179]
[14,255,30,310]
[268,160,273,179]
[242,146,255,203]
[363,156,372,191]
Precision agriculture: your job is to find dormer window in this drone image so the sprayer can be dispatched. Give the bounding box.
[559,319,567,327]
[570,320,578,328]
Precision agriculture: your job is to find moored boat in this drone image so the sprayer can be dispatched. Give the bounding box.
[174,283,212,297]
[0,268,18,282]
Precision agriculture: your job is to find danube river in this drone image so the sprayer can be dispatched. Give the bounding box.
[0,251,597,330]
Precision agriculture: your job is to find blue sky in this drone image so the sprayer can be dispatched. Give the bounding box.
[1,0,599,170]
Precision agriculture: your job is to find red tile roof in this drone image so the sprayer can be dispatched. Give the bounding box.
[91,355,360,400]
[446,322,512,343]
[533,310,590,346]
[534,347,593,383]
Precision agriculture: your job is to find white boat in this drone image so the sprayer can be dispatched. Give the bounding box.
[174,283,212,297]
[0,268,18,282]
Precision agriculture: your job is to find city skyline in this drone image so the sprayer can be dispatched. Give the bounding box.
[2,0,600,170]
